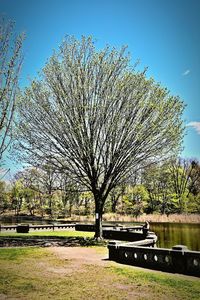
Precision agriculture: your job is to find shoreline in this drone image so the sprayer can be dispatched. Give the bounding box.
[1,213,200,225]
[62,213,200,224]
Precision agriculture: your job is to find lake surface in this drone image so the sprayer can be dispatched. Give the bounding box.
[150,222,200,251]
[103,221,200,251]
[1,216,200,251]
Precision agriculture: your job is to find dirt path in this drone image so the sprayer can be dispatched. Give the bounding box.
[46,246,109,276]
[49,246,108,266]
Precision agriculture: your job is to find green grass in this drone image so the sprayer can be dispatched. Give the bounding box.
[0,247,47,260]
[109,266,200,300]
[0,247,199,300]
[0,230,94,238]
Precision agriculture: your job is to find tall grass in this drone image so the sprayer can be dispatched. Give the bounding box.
[103,213,200,223]
[64,213,200,224]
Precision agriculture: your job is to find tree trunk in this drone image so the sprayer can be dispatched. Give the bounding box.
[48,193,52,216]
[111,197,117,213]
[69,200,73,217]
[94,200,103,239]
[111,203,116,213]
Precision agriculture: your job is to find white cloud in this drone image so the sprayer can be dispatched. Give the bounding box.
[187,122,200,134]
[182,69,190,76]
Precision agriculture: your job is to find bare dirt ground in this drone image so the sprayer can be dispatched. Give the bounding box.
[46,247,109,276]
[49,246,108,275]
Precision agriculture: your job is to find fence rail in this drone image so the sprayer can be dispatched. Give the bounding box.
[0,224,76,233]
[108,242,200,277]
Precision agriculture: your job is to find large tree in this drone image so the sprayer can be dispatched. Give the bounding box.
[0,16,24,161]
[14,36,184,238]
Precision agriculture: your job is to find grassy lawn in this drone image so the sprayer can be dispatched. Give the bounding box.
[0,230,94,238]
[0,247,199,300]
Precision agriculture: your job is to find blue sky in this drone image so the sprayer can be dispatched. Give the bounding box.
[0,0,200,178]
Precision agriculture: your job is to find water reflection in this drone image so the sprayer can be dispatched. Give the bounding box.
[150,223,200,251]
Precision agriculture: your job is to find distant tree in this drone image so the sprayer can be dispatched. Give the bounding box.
[22,186,37,216]
[0,180,9,213]
[59,172,80,217]
[188,160,200,196]
[14,167,46,216]
[39,164,59,217]
[187,193,200,213]
[80,191,94,215]
[110,185,125,213]
[10,179,24,215]
[23,165,60,217]
[143,163,174,214]
[122,184,148,217]
[169,158,195,213]
[0,16,24,161]
[14,36,184,238]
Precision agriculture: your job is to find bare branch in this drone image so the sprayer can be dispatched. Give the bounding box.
[0,16,24,162]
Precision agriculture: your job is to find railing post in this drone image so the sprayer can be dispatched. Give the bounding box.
[108,241,121,261]
[16,224,29,233]
[171,245,188,274]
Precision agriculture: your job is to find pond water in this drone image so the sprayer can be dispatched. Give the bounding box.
[150,222,200,252]
[1,216,200,251]
[0,216,48,225]
[102,221,200,251]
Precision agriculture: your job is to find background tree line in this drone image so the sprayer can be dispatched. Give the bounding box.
[1,158,199,218]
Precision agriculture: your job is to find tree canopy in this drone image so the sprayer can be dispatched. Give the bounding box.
[14,36,185,237]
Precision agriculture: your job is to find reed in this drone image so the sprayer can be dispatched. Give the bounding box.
[103,213,200,224]
[65,213,200,224]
